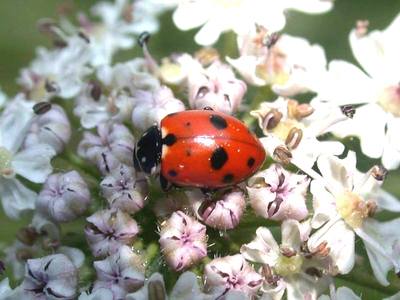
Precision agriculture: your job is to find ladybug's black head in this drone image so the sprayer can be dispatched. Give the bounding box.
[133,125,162,174]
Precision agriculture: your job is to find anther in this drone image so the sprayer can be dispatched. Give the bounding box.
[263,108,282,130]
[280,247,297,258]
[295,104,314,119]
[89,80,102,101]
[273,145,292,165]
[33,102,52,115]
[265,32,280,48]
[355,20,369,38]
[138,32,151,48]
[285,127,303,149]
[371,165,388,181]
[340,105,355,118]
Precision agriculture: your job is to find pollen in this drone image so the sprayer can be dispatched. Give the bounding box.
[0,147,13,177]
[274,253,303,277]
[336,191,373,229]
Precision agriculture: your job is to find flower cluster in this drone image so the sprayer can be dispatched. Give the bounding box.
[0,1,400,299]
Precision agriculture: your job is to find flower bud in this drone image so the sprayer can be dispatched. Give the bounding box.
[204,254,262,298]
[247,164,309,221]
[159,211,207,271]
[85,209,139,257]
[101,164,148,214]
[37,171,91,222]
[93,245,145,299]
[16,227,39,246]
[22,254,78,299]
[188,61,246,114]
[24,104,71,153]
[188,189,246,230]
[78,122,135,174]
[131,86,185,130]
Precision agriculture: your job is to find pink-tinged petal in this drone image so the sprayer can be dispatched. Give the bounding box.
[0,177,36,219]
[281,220,310,251]
[204,255,262,298]
[373,189,400,212]
[12,144,55,183]
[79,287,114,300]
[226,56,267,86]
[170,272,206,300]
[308,219,355,274]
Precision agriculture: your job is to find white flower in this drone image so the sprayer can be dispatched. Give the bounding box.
[316,14,400,169]
[0,97,56,219]
[78,122,135,174]
[227,30,327,96]
[18,36,91,101]
[79,0,167,66]
[318,286,361,300]
[24,104,71,154]
[93,245,145,299]
[188,61,247,114]
[21,253,78,299]
[241,220,330,300]
[0,87,6,108]
[172,0,333,46]
[131,86,185,130]
[307,152,400,285]
[251,97,345,171]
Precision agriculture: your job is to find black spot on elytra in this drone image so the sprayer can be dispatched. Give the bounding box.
[210,147,228,170]
[247,157,255,168]
[163,133,177,146]
[186,149,192,156]
[222,173,234,184]
[209,114,228,129]
[185,121,191,127]
[168,169,178,177]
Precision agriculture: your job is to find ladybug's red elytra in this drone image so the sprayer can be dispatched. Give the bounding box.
[134,109,266,190]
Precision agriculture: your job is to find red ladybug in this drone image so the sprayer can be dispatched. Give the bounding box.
[134,109,266,190]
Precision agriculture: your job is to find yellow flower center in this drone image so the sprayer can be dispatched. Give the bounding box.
[256,48,289,86]
[159,59,184,84]
[336,191,369,229]
[378,85,400,117]
[0,147,13,177]
[271,119,304,142]
[274,253,303,277]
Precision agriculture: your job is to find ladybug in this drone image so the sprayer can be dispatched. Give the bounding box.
[133,109,266,190]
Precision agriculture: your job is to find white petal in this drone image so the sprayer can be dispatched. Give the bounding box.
[308,219,355,274]
[194,18,224,46]
[0,178,36,219]
[240,227,280,266]
[353,104,387,159]
[310,180,337,228]
[172,1,210,30]
[285,0,333,13]
[78,288,114,300]
[12,144,55,183]
[226,56,266,86]
[171,272,205,300]
[58,246,85,269]
[285,275,319,300]
[31,211,60,239]
[281,220,302,250]
[318,60,377,105]
[0,97,33,153]
[374,189,400,212]
[358,218,400,286]
[384,291,400,300]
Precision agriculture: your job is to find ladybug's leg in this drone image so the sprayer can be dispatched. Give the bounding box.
[159,173,173,192]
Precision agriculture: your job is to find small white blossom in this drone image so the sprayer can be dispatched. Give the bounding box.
[247,164,309,221]
[316,13,400,169]
[131,85,185,130]
[0,97,55,219]
[18,36,91,101]
[172,0,333,45]
[21,254,78,299]
[188,188,246,230]
[85,209,139,257]
[93,245,145,299]
[227,29,327,96]
[24,104,71,154]
[78,122,135,174]
[307,152,400,285]
[159,211,207,271]
[37,171,91,222]
[101,164,148,214]
[188,61,247,114]
[204,254,262,298]
[251,97,345,171]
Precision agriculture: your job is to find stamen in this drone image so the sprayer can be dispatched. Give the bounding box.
[138,32,159,74]
[371,165,387,181]
[33,102,52,115]
[355,20,369,38]
[273,145,292,165]
[285,127,303,149]
[262,108,282,130]
[340,105,355,118]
